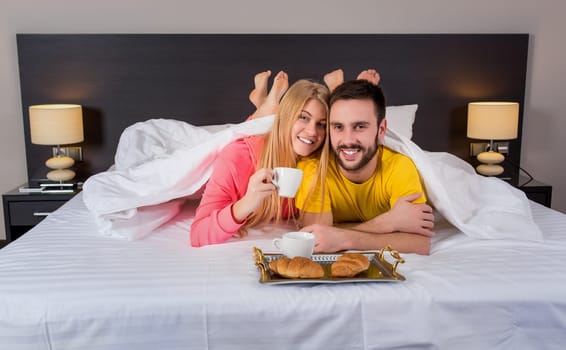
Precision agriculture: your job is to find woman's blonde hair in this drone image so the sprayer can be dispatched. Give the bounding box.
[242,79,330,233]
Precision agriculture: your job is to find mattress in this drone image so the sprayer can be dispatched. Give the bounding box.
[1,194,565,350]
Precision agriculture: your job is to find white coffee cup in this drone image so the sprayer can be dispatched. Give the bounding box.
[272,167,303,198]
[273,231,315,258]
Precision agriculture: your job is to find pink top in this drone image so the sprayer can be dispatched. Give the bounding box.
[190,136,265,247]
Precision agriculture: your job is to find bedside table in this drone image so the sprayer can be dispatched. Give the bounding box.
[512,177,552,208]
[2,184,79,243]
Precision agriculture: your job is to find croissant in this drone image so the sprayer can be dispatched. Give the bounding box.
[331,253,371,278]
[269,256,325,279]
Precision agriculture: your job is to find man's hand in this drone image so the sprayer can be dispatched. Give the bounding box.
[350,193,435,237]
[300,224,349,253]
[384,193,435,237]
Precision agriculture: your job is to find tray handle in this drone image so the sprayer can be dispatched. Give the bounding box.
[378,245,405,277]
[253,247,269,280]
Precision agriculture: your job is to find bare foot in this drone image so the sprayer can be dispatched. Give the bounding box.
[250,70,289,119]
[324,69,344,92]
[357,69,380,86]
[268,70,289,102]
[249,70,272,108]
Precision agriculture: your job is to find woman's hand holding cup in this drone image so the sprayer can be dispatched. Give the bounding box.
[232,168,276,222]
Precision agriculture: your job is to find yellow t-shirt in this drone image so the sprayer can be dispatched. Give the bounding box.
[296,146,426,223]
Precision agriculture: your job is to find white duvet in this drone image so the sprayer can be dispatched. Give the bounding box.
[82,117,542,242]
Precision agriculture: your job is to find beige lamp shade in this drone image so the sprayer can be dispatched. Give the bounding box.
[467,102,519,140]
[29,104,84,145]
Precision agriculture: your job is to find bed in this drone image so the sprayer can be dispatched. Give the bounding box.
[1,34,565,349]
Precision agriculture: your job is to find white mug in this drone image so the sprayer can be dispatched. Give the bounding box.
[272,167,303,198]
[273,231,315,258]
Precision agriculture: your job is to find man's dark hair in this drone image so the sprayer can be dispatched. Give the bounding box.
[329,80,386,123]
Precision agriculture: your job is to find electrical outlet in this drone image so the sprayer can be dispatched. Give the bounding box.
[469,142,509,157]
[53,146,83,161]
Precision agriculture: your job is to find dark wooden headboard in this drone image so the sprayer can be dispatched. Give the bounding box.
[17,34,529,184]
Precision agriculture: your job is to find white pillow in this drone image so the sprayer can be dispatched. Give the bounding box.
[385,104,418,140]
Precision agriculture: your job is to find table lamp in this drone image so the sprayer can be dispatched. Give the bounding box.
[29,104,84,182]
[467,102,519,176]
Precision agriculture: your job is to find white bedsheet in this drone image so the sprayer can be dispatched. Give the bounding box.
[82,117,274,240]
[0,195,565,350]
[383,129,542,241]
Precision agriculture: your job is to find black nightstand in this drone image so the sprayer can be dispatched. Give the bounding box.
[512,177,552,208]
[2,184,79,244]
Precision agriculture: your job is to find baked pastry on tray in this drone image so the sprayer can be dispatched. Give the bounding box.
[269,256,324,279]
[330,253,370,278]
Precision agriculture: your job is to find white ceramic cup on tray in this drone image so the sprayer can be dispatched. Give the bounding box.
[273,231,315,258]
[272,167,303,198]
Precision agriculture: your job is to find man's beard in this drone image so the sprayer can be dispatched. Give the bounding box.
[332,139,379,172]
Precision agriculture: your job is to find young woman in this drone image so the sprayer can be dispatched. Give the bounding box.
[190,72,330,247]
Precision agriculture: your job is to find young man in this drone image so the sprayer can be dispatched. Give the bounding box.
[295,79,434,255]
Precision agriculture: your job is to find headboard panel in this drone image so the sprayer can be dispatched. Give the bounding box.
[17,34,528,183]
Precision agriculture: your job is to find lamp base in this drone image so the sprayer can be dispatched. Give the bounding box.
[476,164,504,176]
[45,155,76,182]
[475,151,505,176]
[477,151,504,164]
[47,169,76,182]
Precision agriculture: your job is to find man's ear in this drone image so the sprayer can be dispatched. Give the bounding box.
[377,118,387,141]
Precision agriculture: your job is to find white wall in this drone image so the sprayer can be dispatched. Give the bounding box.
[1,0,565,240]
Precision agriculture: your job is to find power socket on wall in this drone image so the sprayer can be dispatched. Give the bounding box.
[469,142,509,157]
[52,146,83,161]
